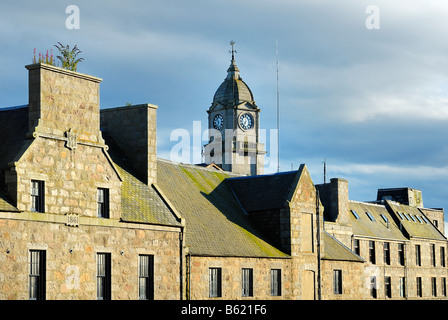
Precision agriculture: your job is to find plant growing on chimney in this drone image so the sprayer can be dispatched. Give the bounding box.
[54,42,84,72]
[32,48,56,66]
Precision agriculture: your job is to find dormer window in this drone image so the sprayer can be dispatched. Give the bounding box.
[97,188,109,218]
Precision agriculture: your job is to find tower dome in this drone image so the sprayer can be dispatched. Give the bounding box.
[205,41,265,176]
[212,54,255,107]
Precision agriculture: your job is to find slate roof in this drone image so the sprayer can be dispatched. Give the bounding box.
[116,164,182,226]
[0,191,19,212]
[385,201,445,241]
[226,171,298,213]
[156,159,289,258]
[322,231,364,262]
[0,106,29,171]
[103,132,182,227]
[349,201,408,241]
[348,200,446,242]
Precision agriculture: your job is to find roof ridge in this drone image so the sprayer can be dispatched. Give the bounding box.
[227,170,297,180]
[157,158,244,175]
[349,199,385,207]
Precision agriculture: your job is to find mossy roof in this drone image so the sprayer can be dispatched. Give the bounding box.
[156,159,289,258]
[349,201,408,241]
[385,201,446,241]
[349,200,446,241]
[0,192,19,212]
[116,163,182,226]
[102,132,182,227]
[322,231,364,262]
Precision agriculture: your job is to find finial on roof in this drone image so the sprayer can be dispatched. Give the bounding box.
[226,41,240,80]
[229,40,237,61]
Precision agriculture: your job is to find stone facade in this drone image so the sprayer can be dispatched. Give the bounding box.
[0,63,182,300]
[0,213,180,300]
[186,256,291,300]
[320,259,366,300]
[0,61,446,301]
[318,179,448,300]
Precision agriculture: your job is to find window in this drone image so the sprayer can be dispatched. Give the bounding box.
[399,277,406,298]
[431,244,436,267]
[31,180,45,213]
[369,241,376,264]
[139,255,154,300]
[409,214,416,222]
[443,278,447,297]
[209,268,222,298]
[333,270,342,295]
[441,247,446,268]
[380,214,388,224]
[416,277,422,297]
[397,212,405,220]
[384,242,390,265]
[370,276,377,298]
[97,188,110,218]
[366,211,375,221]
[415,215,423,223]
[433,220,439,228]
[432,277,437,297]
[97,253,111,300]
[398,243,405,266]
[353,239,360,256]
[29,250,46,300]
[384,276,391,298]
[271,269,281,296]
[241,268,253,297]
[415,245,421,266]
[421,215,429,224]
[351,210,360,219]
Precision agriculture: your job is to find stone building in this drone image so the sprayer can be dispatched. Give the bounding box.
[0,55,446,300]
[0,63,183,300]
[317,179,447,300]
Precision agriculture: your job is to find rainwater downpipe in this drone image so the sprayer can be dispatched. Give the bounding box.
[187,252,191,300]
[179,229,184,300]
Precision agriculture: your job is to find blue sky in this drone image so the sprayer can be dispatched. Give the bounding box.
[1,1,448,220]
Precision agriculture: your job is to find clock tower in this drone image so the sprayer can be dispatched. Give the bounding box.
[204,42,265,175]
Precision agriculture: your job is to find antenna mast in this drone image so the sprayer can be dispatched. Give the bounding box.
[276,40,280,173]
[323,158,327,184]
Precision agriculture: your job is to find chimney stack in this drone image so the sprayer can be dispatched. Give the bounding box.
[26,63,103,142]
[100,104,158,186]
[316,178,349,224]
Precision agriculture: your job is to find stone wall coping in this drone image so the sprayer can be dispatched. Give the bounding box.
[25,63,103,83]
[101,103,159,112]
[0,211,182,233]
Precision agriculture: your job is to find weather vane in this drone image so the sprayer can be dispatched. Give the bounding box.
[229,40,237,60]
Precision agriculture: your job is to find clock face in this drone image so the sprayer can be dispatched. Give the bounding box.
[239,113,254,130]
[213,114,224,131]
